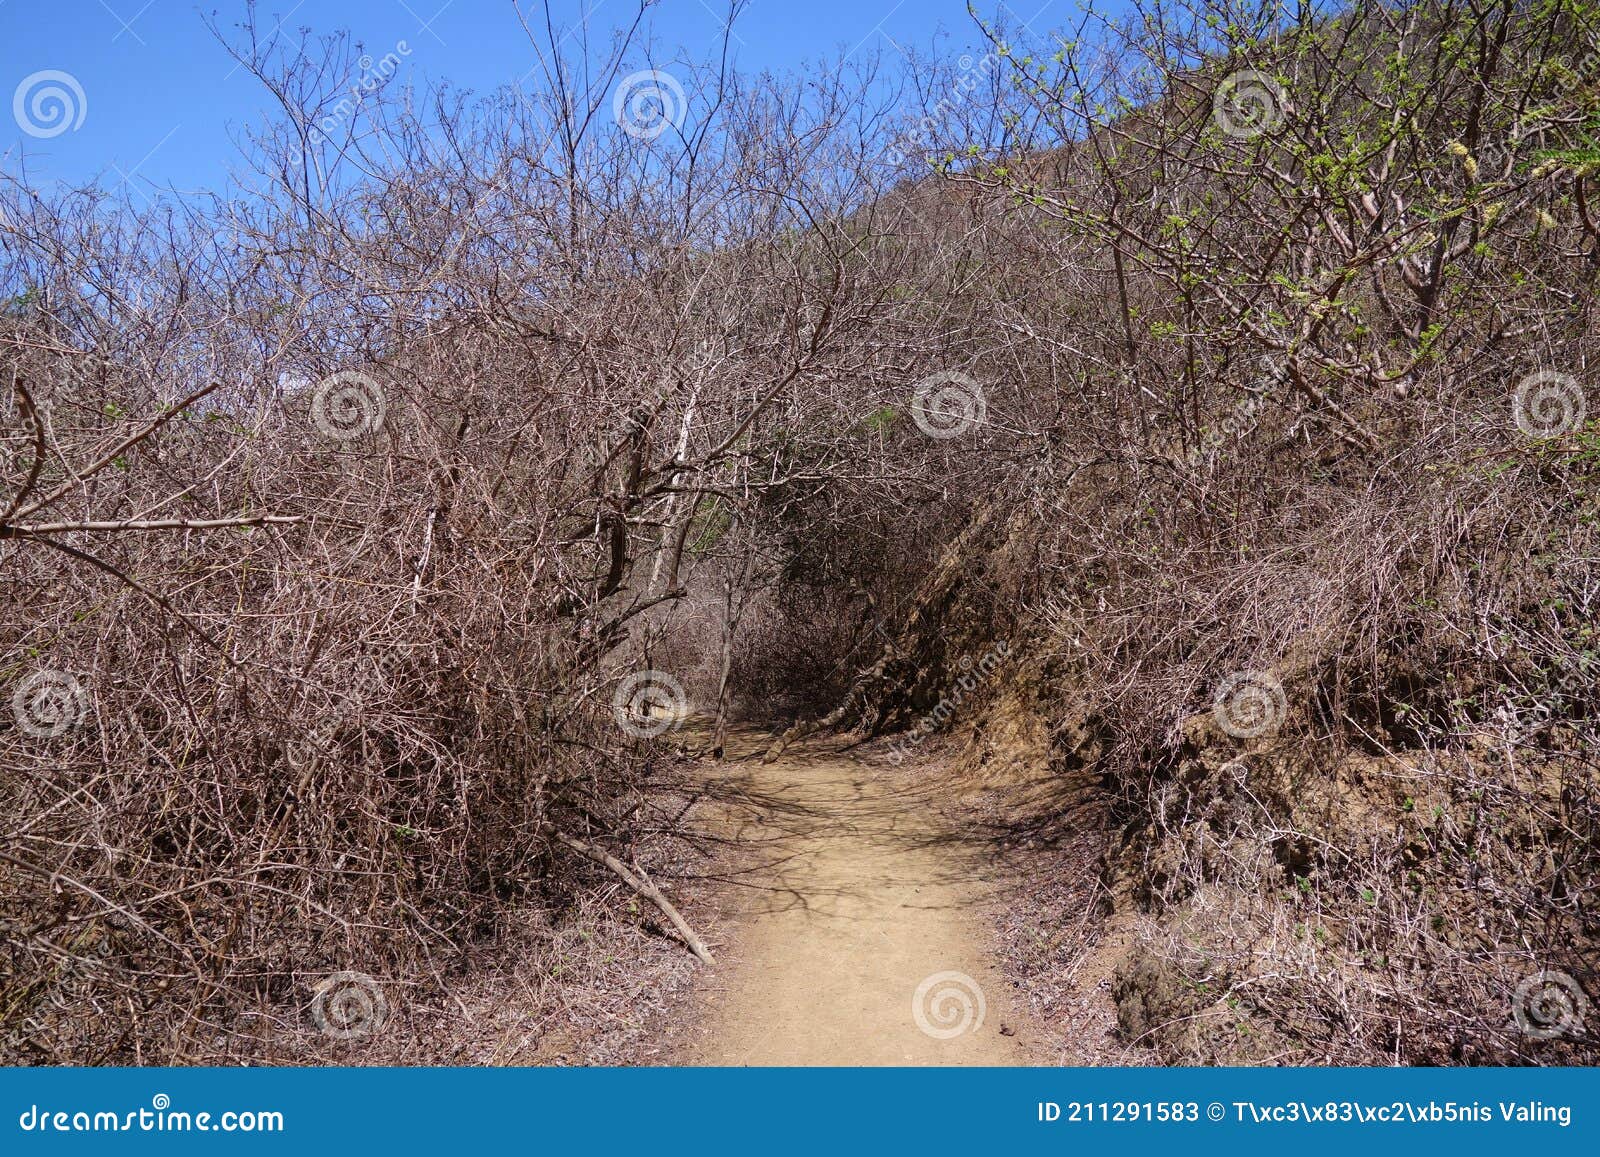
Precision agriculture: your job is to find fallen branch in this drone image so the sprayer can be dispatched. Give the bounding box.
[762,644,897,762]
[549,828,715,964]
[762,691,860,763]
[0,514,303,537]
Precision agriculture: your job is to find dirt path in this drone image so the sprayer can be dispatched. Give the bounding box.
[672,729,1035,1065]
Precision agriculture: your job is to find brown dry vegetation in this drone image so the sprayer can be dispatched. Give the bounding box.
[804,0,1600,1064]
[4,0,1599,1065]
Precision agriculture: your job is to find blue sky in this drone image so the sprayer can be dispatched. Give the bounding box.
[1,0,1064,200]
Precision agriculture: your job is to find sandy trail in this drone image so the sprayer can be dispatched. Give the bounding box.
[673,729,1033,1065]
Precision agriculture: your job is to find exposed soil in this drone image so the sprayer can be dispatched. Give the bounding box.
[660,727,1039,1065]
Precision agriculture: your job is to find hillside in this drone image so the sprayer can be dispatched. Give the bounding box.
[2,0,1597,1065]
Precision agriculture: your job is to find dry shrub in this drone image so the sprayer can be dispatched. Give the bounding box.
[796,0,1600,1063]
[0,11,931,1062]
[6,0,1600,1067]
